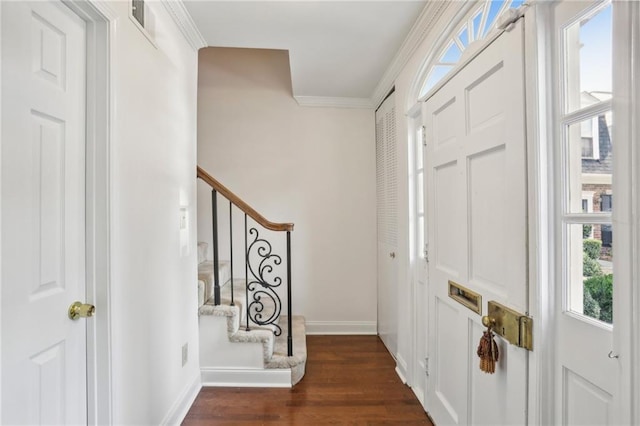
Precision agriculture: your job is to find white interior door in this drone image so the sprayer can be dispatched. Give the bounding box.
[1,1,88,424]
[424,18,528,425]
[376,92,398,355]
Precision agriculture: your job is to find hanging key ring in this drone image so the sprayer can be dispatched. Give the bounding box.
[608,351,619,359]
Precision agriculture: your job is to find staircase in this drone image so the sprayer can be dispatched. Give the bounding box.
[196,167,307,387]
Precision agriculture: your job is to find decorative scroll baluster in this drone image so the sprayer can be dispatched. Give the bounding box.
[229,201,234,306]
[286,231,292,356]
[211,189,220,305]
[246,226,283,336]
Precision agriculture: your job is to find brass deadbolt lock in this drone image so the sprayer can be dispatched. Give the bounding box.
[68,301,95,320]
[483,301,533,351]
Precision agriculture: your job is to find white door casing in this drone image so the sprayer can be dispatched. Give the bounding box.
[424,17,528,426]
[1,1,88,424]
[376,92,399,356]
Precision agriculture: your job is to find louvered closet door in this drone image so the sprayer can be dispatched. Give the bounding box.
[376,92,398,355]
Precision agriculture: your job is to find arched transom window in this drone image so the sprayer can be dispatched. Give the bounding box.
[419,0,525,98]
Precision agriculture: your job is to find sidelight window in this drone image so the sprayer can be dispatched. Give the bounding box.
[560,2,613,324]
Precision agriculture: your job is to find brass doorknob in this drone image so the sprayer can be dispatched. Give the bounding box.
[68,301,95,320]
[482,315,496,329]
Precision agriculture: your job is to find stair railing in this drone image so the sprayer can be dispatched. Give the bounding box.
[197,166,294,356]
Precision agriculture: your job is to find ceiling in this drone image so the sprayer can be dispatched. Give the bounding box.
[183,1,428,103]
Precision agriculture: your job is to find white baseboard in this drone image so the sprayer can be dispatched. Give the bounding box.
[160,373,202,426]
[412,386,425,409]
[201,367,292,388]
[395,354,408,384]
[395,365,408,384]
[305,321,377,335]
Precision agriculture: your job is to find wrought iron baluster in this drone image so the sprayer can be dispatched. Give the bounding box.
[229,201,234,306]
[245,227,283,336]
[287,231,292,356]
[244,213,250,331]
[211,189,220,306]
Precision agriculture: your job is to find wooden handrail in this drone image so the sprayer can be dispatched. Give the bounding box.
[197,166,294,232]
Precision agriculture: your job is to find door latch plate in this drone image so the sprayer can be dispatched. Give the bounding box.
[486,300,533,351]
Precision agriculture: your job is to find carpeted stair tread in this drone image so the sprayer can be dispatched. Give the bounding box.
[197,260,231,306]
[266,315,307,385]
[196,256,307,386]
[198,303,307,385]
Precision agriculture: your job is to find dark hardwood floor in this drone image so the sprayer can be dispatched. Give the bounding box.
[182,335,433,425]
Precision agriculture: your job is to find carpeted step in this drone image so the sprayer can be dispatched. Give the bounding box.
[197,260,231,307]
[199,279,247,332]
[198,302,307,385]
[266,315,307,385]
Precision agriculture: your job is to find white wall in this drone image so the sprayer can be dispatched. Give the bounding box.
[197,48,377,332]
[107,3,200,424]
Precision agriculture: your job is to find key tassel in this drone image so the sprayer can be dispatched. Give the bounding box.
[477,328,499,374]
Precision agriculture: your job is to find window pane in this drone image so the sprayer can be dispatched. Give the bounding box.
[472,10,483,40]
[567,223,613,324]
[417,216,425,259]
[420,65,453,97]
[458,26,469,48]
[415,128,423,170]
[416,170,424,210]
[440,42,462,64]
[564,3,612,113]
[566,113,613,213]
[482,0,505,37]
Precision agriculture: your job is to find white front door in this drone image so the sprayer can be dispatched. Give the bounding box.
[376,92,398,355]
[424,17,528,425]
[1,1,88,424]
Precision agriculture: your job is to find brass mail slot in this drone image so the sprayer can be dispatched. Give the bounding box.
[448,281,482,315]
[482,301,533,351]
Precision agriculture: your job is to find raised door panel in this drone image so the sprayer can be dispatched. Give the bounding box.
[562,368,613,426]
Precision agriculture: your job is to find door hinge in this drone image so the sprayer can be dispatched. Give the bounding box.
[497,4,528,30]
[425,357,429,376]
[421,126,427,147]
[423,243,429,263]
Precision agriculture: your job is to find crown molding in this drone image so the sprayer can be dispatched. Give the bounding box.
[294,96,374,109]
[370,1,452,108]
[161,0,207,51]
